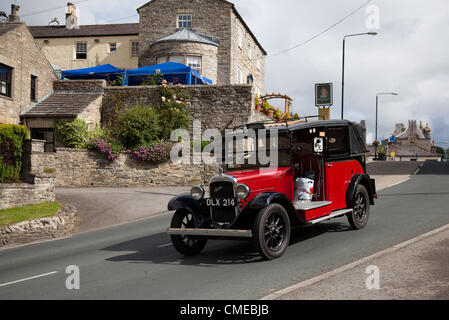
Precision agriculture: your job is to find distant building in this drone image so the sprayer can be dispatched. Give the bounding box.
[0,5,57,124]
[367,120,441,162]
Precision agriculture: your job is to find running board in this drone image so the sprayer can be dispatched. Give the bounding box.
[294,201,332,211]
[307,208,353,224]
[167,228,252,238]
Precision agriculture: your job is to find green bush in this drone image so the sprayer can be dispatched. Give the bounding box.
[55,118,89,149]
[0,124,29,183]
[116,105,162,149]
[157,82,190,140]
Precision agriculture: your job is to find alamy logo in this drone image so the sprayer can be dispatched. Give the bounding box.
[366,5,380,30]
[365,265,380,290]
[65,265,80,290]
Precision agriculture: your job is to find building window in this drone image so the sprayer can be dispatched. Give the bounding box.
[237,67,244,84]
[186,56,201,74]
[0,64,12,97]
[177,14,192,29]
[131,41,139,57]
[247,39,252,60]
[30,75,37,101]
[75,42,87,60]
[256,55,261,70]
[157,56,168,64]
[169,56,185,64]
[109,43,117,53]
[237,26,243,49]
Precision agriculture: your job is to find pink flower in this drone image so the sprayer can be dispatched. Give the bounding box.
[161,96,166,102]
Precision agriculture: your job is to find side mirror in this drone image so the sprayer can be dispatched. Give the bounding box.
[314,137,324,153]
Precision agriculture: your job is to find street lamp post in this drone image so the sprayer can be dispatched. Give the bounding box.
[375,92,399,160]
[341,32,378,120]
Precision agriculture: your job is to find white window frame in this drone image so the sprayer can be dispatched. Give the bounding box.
[186,56,202,74]
[131,41,139,58]
[75,42,87,60]
[247,39,252,60]
[109,42,117,53]
[237,67,243,84]
[157,56,168,64]
[177,14,192,29]
[237,26,243,49]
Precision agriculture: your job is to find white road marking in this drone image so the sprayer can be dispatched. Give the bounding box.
[158,243,172,248]
[0,271,58,288]
[260,222,449,300]
[386,177,410,188]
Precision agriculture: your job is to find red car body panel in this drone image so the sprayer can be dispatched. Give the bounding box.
[228,167,294,203]
[325,160,365,211]
[228,159,365,222]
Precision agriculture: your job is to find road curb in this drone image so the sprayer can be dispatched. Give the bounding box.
[260,222,449,300]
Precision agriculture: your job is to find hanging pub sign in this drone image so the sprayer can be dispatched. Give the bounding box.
[315,83,333,107]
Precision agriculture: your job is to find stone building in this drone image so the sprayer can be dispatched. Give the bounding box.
[28,3,140,71]
[367,120,441,162]
[0,5,57,124]
[30,23,140,71]
[138,0,266,93]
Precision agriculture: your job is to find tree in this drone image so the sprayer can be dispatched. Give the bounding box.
[435,146,446,159]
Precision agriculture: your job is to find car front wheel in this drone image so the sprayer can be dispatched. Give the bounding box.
[253,204,291,260]
[170,209,207,256]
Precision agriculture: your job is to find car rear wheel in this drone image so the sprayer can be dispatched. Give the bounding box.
[253,204,291,260]
[347,185,370,230]
[170,210,207,256]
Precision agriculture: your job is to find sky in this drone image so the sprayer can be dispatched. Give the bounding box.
[3,0,449,146]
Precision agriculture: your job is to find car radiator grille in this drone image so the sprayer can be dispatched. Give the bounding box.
[210,181,236,223]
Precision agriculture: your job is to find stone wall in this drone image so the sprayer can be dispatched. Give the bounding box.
[53,79,106,93]
[102,84,262,132]
[0,204,79,247]
[27,140,219,187]
[0,173,56,210]
[0,22,57,124]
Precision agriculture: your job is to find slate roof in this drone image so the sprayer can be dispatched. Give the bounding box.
[396,120,426,140]
[153,28,219,46]
[28,23,139,38]
[21,93,102,118]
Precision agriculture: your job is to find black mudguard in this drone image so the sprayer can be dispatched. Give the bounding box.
[167,193,199,213]
[346,174,375,206]
[242,192,304,227]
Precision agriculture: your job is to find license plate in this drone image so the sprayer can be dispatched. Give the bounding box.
[206,198,237,207]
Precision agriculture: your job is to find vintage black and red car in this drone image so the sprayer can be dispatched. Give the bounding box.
[167,120,377,260]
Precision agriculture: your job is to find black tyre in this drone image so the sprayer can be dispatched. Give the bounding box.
[347,185,370,230]
[170,210,207,256]
[252,204,291,260]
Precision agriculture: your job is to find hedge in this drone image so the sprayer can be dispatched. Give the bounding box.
[0,124,29,183]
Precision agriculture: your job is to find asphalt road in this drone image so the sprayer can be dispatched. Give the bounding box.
[1,170,448,299]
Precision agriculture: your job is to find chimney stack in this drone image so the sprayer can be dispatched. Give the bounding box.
[65,2,79,29]
[8,4,20,22]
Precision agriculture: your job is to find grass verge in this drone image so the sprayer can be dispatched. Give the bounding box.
[0,202,61,227]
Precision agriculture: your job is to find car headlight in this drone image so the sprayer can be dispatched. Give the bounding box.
[191,185,205,200]
[236,184,250,199]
